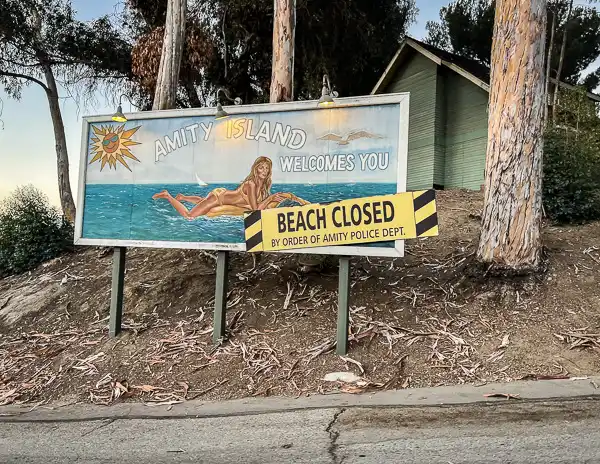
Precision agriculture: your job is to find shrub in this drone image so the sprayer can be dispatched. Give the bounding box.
[0,185,73,276]
[543,128,600,224]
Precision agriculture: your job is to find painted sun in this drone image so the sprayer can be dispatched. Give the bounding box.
[89,124,142,171]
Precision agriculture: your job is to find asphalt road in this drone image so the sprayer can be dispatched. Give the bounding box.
[2,400,600,463]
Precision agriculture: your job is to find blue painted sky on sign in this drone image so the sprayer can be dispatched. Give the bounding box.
[85,104,401,186]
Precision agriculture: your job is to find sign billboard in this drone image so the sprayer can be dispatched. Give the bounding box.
[74,94,409,257]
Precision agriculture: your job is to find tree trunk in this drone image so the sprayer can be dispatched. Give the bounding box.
[42,64,76,222]
[268,0,300,269]
[153,0,187,110]
[184,81,202,108]
[544,10,556,122]
[477,0,547,271]
[552,0,573,123]
[270,0,296,103]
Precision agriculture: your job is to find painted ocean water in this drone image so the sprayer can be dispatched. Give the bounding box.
[82,183,398,247]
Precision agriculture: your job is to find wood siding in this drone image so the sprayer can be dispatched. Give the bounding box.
[433,68,446,186]
[381,51,438,190]
[443,71,489,190]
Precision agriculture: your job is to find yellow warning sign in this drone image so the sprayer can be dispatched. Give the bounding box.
[244,190,438,252]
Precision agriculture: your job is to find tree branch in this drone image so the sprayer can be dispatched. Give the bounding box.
[59,73,129,84]
[0,69,50,93]
[44,54,112,68]
[1,57,41,68]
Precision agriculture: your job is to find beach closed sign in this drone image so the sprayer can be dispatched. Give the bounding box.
[244,190,438,252]
[74,94,410,257]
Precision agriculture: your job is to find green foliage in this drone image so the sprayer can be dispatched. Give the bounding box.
[0,186,73,276]
[125,0,418,106]
[425,0,494,66]
[126,0,168,32]
[554,86,600,145]
[544,86,600,223]
[425,0,600,90]
[543,127,600,224]
[0,0,132,100]
[293,0,418,101]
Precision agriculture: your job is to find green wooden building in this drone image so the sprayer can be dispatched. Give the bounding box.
[372,37,600,191]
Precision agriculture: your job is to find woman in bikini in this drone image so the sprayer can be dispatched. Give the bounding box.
[152,156,308,219]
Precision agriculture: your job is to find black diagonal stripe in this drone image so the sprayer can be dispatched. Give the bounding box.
[415,212,438,237]
[413,189,436,212]
[244,211,262,230]
[245,231,263,251]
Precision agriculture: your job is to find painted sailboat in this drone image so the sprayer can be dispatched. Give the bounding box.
[195,174,208,187]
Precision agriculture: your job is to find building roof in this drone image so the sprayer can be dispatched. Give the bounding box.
[408,38,491,84]
[371,37,600,103]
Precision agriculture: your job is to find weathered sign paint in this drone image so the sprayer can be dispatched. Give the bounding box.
[244,190,438,252]
[74,94,409,257]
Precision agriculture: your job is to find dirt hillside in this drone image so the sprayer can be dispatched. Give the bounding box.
[1,190,599,407]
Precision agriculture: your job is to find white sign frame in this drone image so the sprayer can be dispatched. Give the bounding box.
[74,93,410,258]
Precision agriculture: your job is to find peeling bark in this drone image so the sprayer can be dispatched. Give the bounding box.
[477,0,547,271]
[42,64,76,222]
[153,0,187,110]
[270,0,296,103]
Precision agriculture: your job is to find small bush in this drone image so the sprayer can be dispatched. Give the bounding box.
[543,128,600,224]
[0,185,73,276]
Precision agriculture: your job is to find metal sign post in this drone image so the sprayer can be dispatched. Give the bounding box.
[213,251,230,344]
[109,247,126,337]
[336,257,351,355]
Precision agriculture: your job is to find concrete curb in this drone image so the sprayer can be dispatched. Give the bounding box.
[1,377,599,423]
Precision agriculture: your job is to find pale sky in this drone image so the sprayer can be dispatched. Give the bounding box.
[3,0,594,207]
[0,0,118,206]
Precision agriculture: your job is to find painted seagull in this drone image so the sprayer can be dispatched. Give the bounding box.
[317,130,384,145]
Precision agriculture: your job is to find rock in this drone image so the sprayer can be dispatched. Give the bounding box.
[322,372,362,384]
